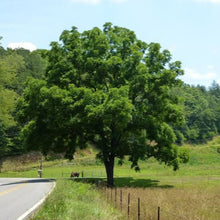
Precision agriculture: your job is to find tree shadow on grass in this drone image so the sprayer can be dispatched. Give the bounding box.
[114,177,173,188]
[72,177,173,188]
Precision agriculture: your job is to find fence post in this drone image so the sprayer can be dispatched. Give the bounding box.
[138,198,140,220]
[158,206,160,220]
[128,193,130,217]
[120,190,122,211]
[107,188,108,202]
[111,187,113,202]
[115,188,117,208]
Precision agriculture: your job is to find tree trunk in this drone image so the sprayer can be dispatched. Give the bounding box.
[104,155,115,187]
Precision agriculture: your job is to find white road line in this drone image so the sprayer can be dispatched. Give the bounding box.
[17,181,56,220]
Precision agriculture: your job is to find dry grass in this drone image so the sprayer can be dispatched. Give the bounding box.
[0,151,66,173]
[1,151,43,172]
[0,148,96,173]
[105,186,220,220]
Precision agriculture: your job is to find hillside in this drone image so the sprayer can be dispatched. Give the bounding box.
[0,137,219,186]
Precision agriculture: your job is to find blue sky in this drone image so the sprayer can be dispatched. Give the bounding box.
[1,0,220,87]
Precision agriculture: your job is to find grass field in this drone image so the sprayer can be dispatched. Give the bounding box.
[31,179,124,220]
[0,137,220,219]
[104,184,220,220]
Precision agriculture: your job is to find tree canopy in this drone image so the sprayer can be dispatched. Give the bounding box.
[18,23,186,186]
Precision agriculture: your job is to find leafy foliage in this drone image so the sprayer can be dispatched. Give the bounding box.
[17,23,185,186]
[0,39,47,159]
[174,83,220,144]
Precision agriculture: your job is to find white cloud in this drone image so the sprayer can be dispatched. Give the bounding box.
[195,0,220,4]
[184,67,216,80]
[7,42,37,52]
[70,0,101,4]
[182,67,220,87]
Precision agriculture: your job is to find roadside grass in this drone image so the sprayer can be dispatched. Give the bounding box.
[0,137,219,219]
[31,179,124,220]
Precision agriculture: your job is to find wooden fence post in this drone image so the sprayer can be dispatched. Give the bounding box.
[138,198,140,220]
[120,190,122,211]
[115,188,117,208]
[107,188,108,202]
[158,206,160,220]
[127,193,130,217]
[111,187,113,202]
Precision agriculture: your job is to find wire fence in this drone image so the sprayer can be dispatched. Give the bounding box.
[102,187,193,220]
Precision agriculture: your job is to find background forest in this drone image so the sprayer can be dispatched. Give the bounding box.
[1,36,220,162]
[0,39,47,160]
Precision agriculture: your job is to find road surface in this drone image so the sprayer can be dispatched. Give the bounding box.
[0,178,55,220]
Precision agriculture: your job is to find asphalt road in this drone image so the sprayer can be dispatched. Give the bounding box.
[0,178,55,220]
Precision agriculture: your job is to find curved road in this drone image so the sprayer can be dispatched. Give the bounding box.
[0,178,55,220]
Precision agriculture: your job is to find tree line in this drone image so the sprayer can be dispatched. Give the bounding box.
[174,82,220,144]
[0,39,47,162]
[0,23,220,185]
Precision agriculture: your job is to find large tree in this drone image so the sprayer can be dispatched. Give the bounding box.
[18,23,185,186]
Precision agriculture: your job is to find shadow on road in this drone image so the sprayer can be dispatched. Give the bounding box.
[0,178,55,186]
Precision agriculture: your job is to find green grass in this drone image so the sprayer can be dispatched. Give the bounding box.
[0,137,220,219]
[1,137,220,188]
[31,179,123,220]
